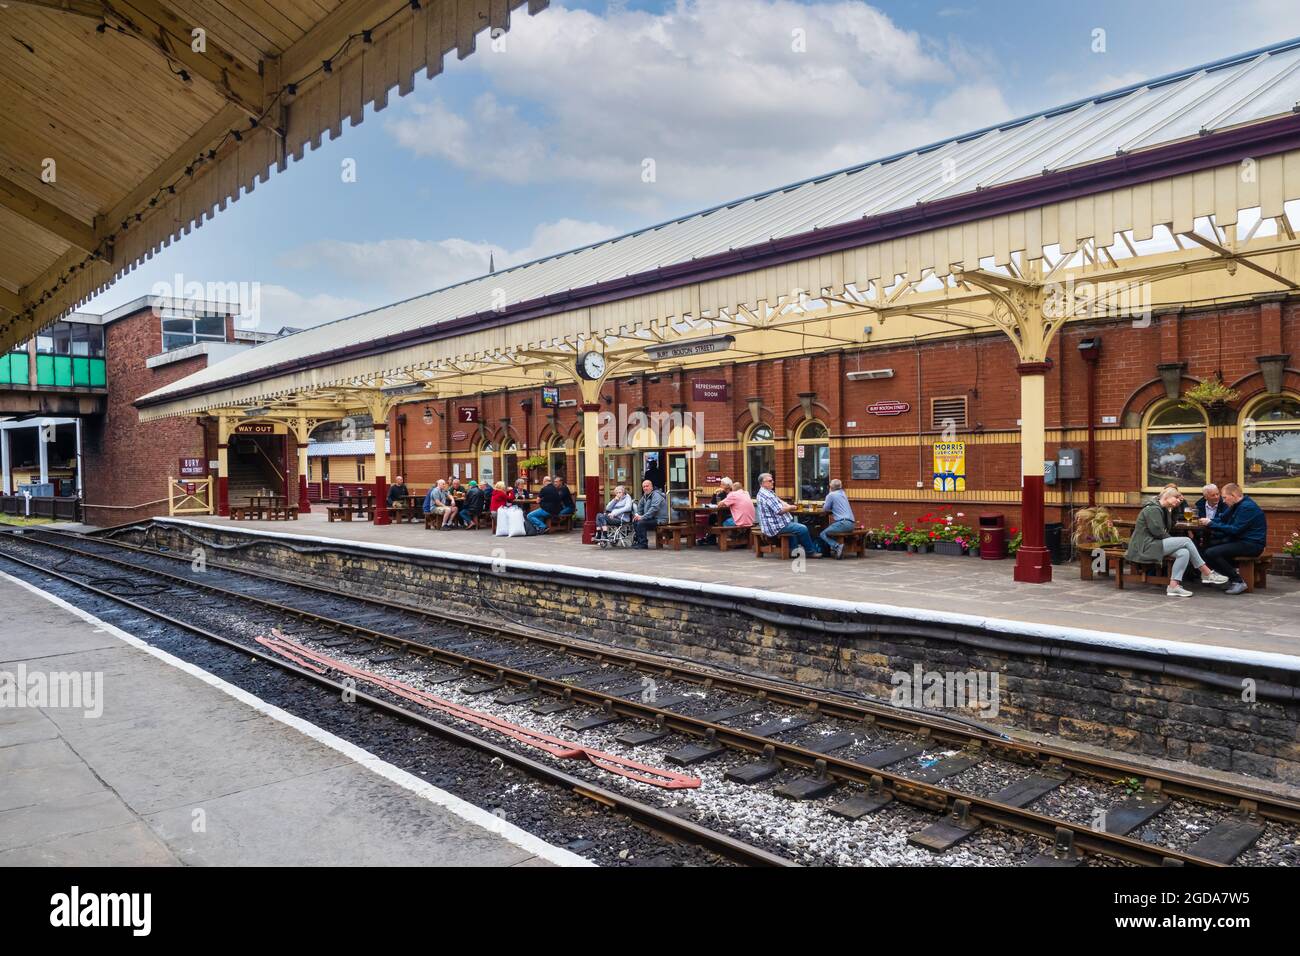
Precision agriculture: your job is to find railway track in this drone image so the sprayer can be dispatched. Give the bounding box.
[3,525,1296,867]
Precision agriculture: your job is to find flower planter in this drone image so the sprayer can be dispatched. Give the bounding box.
[907,543,933,554]
[933,541,964,556]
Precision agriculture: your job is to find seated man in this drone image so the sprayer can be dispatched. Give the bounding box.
[459,480,485,526]
[1199,482,1266,595]
[386,474,410,510]
[818,478,857,557]
[719,480,755,528]
[555,477,576,516]
[631,479,668,548]
[425,479,458,528]
[755,472,822,556]
[1196,483,1226,544]
[597,485,634,528]
[526,476,564,532]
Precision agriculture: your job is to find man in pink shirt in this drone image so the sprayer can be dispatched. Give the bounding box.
[719,478,756,527]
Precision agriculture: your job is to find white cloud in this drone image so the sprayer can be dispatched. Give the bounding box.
[250,284,371,331]
[276,218,620,302]
[383,0,1014,216]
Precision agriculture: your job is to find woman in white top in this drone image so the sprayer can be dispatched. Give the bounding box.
[599,485,634,527]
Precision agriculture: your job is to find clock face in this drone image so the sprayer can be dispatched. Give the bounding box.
[580,351,607,380]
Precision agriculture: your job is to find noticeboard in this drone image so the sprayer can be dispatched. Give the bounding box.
[851,454,880,480]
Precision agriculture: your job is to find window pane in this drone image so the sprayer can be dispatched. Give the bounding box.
[1146,431,1206,486]
[162,333,192,351]
[195,314,225,339]
[88,358,105,387]
[50,323,71,355]
[1251,398,1300,424]
[747,443,774,497]
[1150,405,1203,428]
[800,421,828,440]
[1245,428,1300,488]
[87,325,105,357]
[36,333,54,354]
[797,444,830,499]
[751,424,773,442]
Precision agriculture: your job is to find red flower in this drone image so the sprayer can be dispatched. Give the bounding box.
[928,530,936,538]
[1009,526,1019,535]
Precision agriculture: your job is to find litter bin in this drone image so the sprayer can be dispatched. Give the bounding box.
[1045,521,1065,565]
[979,514,1005,560]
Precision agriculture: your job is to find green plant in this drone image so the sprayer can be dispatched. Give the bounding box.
[1007,528,1023,555]
[517,453,547,470]
[1180,375,1240,410]
[1071,507,1122,547]
[1284,531,1300,558]
[1115,776,1143,795]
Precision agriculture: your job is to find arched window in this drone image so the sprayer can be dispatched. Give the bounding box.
[744,423,775,497]
[1242,394,1300,493]
[475,439,497,488]
[547,435,568,482]
[575,435,586,492]
[795,420,830,501]
[1143,402,1208,491]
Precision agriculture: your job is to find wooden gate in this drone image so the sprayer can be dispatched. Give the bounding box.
[168,476,213,515]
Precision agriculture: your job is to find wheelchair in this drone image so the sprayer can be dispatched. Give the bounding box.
[594,515,633,548]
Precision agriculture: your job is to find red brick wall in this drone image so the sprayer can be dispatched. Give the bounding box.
[82,308,212,526]
[383,298,1300,550]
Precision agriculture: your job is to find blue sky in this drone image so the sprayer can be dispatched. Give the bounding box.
[85,0,1300,328]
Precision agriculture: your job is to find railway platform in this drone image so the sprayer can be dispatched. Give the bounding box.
[0,574,575,867]
[173,511,1300,661]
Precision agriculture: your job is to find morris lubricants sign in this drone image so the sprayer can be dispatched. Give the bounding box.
[933,441,966,492]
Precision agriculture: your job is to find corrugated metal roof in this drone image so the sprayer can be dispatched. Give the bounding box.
[306,437,389,457]
[144,37,1300,403]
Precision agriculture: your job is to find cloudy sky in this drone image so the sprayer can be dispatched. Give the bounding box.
[83,0,1300,329]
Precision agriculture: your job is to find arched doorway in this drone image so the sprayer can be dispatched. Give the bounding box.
[744,423,774,497]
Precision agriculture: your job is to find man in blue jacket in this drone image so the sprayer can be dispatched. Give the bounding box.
[1198,482,1267,595]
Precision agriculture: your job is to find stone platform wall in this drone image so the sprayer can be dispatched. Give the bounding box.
[126,521,1300,784]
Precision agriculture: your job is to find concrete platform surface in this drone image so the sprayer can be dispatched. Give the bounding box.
[0,574,579,867]
[174,511,1300,661]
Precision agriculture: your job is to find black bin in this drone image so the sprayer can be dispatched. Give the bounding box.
[1045,521,1065,565]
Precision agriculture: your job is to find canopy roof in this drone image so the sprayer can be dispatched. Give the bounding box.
[0,0,547,350]
[138,36,1300,421]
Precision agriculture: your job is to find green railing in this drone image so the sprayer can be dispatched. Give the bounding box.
[0,353,29,385]
[0,354,106,388]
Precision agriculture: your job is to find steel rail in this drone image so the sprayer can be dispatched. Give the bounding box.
[2,529,1267,866]
[0,541,795,868]
[36,526,1300,829]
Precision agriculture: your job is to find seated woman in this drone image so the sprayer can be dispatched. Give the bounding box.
[1125,488,1229,597]
[597,485,634,528]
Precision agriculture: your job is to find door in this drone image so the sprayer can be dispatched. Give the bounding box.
[665,450,692,521]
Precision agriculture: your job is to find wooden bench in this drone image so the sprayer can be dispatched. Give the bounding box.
[654,523,693,550]
[230,506,261,521]
[326,506,352,522]
[751,529,794,559]
[1234,554,1271,592]
[826,528,869,558]
[267,505,299,521]
[545,514,575,534]
[1078,542,1127,580]
[474,511,493,530]
[716,525,751,552]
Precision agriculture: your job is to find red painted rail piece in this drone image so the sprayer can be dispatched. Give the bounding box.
[253,632,701,790]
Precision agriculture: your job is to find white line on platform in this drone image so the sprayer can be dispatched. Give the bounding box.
[157,516,1300,674]
[0,569,593,868]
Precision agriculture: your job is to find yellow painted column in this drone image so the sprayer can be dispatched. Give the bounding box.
[216,416,231,516]
[295,415,311,513]
[372,412,391,525]
[1013,363,1051,583]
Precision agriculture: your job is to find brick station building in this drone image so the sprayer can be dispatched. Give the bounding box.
[328,293,1298,554]
[0,296,292,525]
